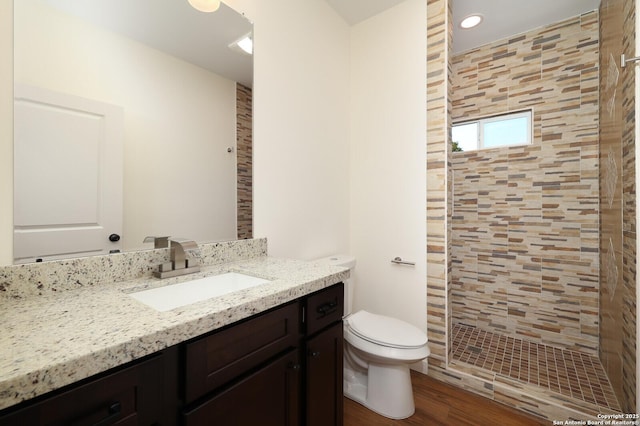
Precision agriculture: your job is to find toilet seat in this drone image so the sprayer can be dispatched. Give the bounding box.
[347,310,427,349]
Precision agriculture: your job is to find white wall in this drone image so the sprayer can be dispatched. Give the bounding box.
[13,0,238,254]
[3,0,429,340]
[349,0,427,333]
[2,0,427,334]
[227,0,352,260]
[0,2,12,265]
[3,0,353,264]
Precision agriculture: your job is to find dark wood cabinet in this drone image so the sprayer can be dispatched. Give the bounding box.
[305,322,343,426]
[181,283,344,426]
[183,349,301,426]
[304,283,344,426]
[183,302,300,404]
[181,301,301,425]
[0,283,344,426]
[0,352,170,426]
[305,283,343,336]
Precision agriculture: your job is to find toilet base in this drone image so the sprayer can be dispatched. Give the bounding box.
[344,362,415,420]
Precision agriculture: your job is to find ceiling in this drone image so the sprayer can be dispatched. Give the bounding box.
[324,0,406,25]
[41,0,602,87]
[452,0,600,53]
[325,0,601,53]
[43,0,254,87]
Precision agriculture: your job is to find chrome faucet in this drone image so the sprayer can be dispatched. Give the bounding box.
[143,235,170,248]
[170,238,199,270]
[152,238,201,278]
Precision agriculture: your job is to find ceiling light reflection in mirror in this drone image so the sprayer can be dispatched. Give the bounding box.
[188,0,221,13]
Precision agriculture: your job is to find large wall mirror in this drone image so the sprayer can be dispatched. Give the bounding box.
[12,0,253,264]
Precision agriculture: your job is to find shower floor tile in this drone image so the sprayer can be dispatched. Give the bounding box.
[451,324,621,413]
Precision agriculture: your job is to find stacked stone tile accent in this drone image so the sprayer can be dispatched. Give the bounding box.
[426,0,451,367]
[236,83,253,240]
[450,12,600,355]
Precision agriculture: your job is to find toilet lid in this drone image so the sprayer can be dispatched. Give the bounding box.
[348,310,428,349]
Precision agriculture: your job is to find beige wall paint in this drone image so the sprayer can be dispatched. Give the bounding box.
[3,0,343,265]
[0,2,12,266]
[349,0,427,335]
[227,0,352,260]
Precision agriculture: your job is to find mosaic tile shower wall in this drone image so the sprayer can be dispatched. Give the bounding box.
[598,0,636,413]
[236,83,253,240]
[426,0,451,367]
[450,12,600,355]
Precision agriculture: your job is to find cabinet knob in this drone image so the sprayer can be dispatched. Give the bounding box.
[93,401,121,426]
[316,301,337,317]
[309,350,321,358]
[288,363,301,370]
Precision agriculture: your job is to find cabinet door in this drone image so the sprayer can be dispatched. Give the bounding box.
[183,350,301,426]
[306,322,343,426]
[0,354,167,426]
[184,302,300,404]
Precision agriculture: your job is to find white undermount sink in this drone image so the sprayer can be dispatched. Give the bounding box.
[128,272,271,312]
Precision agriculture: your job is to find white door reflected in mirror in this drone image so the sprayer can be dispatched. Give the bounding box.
[13,85,123,263]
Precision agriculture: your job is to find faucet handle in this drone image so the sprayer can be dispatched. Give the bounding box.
[169,238,200,270]
[169,238,199,251]
[144,236,170,249]
[150,238,201,279]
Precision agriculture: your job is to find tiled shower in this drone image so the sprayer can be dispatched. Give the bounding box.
[426,0,636,418]
[450,11,600,355]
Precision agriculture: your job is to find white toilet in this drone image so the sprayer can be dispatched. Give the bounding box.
[318,255,430,420]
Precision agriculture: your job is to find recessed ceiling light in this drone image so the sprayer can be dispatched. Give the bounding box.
[460,14,483,29]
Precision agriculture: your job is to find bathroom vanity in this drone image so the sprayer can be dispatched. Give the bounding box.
[182,283,343,426]
[0,283,343,425]
[0,240,347,425]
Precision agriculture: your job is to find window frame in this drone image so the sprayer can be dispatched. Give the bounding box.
[452,109,533,152]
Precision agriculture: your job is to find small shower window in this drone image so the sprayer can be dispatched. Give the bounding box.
[452,110,532,152]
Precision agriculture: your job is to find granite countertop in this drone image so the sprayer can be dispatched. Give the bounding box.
[0,256,348,411]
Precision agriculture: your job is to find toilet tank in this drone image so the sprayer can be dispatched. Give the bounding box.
[316,255,356,316]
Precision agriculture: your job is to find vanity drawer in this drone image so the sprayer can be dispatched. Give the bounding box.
[305,283,344,336]
[184,302,300,403]
[0,354,165,426]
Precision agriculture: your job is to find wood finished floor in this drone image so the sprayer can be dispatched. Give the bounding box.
[343,371,550,426]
